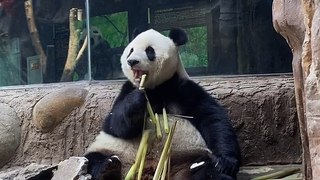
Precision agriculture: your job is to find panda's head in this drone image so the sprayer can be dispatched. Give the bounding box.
[120,28,189,89]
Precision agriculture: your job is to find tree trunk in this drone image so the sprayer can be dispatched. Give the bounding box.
[60,8,84,82]
[24,0,47,75]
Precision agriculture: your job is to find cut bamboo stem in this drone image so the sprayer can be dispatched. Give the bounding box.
[147,101,156,124]
[155,113,162,139]
[125,130,151,180]
[137,143,148,180]
[153,121,177,180]
[139,74,147,90]
[252,168,301,180]
[162,108,169,134]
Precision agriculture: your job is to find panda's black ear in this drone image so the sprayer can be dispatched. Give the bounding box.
[169,28,188,46]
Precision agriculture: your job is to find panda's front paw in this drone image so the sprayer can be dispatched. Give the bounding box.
[99,155,122,180]
[85,152,122,180]
[125,89,147,120]
[190,155,236,180]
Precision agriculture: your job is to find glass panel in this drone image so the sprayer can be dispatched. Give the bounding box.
[0,0,292,87]
[0,0,89,87]
[88,0,292,78]
[88,11,128,80]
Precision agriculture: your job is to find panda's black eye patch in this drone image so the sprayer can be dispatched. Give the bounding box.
[145,46,156,61]
[127,48,134,58]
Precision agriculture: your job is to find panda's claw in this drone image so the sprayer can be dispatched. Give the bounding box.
[111,155,120,160]
[105,155,121,170]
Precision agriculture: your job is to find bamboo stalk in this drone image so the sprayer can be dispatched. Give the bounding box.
[252,168,301,180]
[153,121,177,180]
[162,108,169,134]
[137,143,148,180]
[147,101,156,124]
[139,74,156,124]
[155,113,162,139]
[167,157,171,180]
[139,74,147,90]
[160,157,169,180]
[125,130,151,180]
[126,164,137,180]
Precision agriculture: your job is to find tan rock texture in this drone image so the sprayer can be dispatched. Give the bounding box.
[305,2,320,178]
[0,103,21,168]
[0,76,300,170]
[32,87,88,133]
[272,0,311,179]
[273,0,320,179]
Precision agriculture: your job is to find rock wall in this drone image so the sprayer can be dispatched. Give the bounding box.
[272,0,311,179]
[273,0,320,179]
[0,76,301,170]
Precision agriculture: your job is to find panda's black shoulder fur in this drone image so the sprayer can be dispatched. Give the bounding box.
[102,73,241,179]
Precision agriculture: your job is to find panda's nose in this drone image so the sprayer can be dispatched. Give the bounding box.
[127,60,139,67]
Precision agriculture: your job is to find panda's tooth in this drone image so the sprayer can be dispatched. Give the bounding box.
[133,70,137,78]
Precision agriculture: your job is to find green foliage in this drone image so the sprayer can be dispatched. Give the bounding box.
[162,26,208,68]
[180,26,207,68]
[90,12,128,48]
[89,11,207,68]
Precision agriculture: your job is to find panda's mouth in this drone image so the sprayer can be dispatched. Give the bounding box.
[133,70,148,81]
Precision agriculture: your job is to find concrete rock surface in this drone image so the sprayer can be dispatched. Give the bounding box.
[52,156,91,180]
[0,103,21,168]
[0,157,91,180]
[0,163,56,180]
[32,87,88,133]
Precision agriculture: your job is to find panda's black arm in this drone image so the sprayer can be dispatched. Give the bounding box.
[177,80,241,177]
[102,81,147,138]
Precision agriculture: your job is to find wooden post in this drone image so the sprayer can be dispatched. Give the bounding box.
[24,0,47,75]
[60,8,87,82]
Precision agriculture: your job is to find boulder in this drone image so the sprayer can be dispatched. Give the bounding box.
[32,87,88,133]
[0,103,21,168]
[0,163,56,180]
[52,157,90,180]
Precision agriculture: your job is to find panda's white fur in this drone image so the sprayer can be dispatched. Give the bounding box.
[86,117,210,177]
[121,29,189,89]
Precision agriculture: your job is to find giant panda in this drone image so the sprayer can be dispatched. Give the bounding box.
[84,28,241,180]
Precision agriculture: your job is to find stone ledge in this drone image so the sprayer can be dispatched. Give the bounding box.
[0,75,300,169]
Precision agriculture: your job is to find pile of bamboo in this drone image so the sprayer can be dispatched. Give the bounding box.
[125,74,176,180]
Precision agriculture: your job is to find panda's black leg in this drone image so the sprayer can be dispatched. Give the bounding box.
[190,155,236,180]
[85,152,122,180]
[190,161,236,180]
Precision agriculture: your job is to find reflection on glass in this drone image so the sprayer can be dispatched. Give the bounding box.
[0,0,292,87]
[88,11,128,80]
[88,0,292,78]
